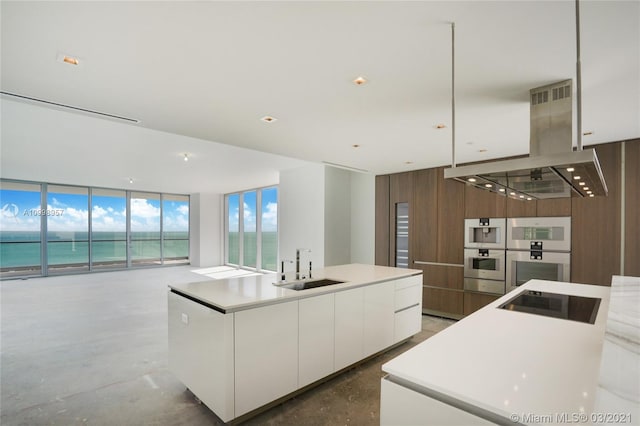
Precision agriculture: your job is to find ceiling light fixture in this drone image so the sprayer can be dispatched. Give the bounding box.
[583,187,589,191]
[261,116,277,123]
[484,183,492,188]
[405,161,413,165]
[566,167,575,172]
[352,144,360,148]
[129,178,134,184]
[183,153,189,162]
[467,178,477,182]
[574,176,581,180]
[499,188,506,193]
[478,149,488,153]
[353,76,367,85]
[436,124,446,129]
[583,131,593,136]
[57,53,80,66]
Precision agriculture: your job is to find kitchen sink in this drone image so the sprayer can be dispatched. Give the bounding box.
[276,278,345,291]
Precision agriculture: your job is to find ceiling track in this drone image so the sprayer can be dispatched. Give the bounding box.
[0,91,141,124]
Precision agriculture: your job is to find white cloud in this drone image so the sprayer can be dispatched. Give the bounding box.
[131,198,160,219]
[262,202,278,232]
[177,205,189,216]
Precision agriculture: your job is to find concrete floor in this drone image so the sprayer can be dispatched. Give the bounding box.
[1,266,454,426]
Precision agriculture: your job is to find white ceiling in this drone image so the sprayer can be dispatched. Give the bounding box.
[1,1,638,194]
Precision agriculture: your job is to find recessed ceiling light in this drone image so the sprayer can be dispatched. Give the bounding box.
[485,183,492,188]
[579,181,586,186]
[586,191,592,194]
[353,76,367,85]
[405,161,413,165]
[510,192,517,196]
[436,124,446,129]
[573,176,581,180]
[183,153,189,162]
[519,195,525,199]
[498,188,506,192]
[129,178,134,184]
[261,116,277,123]
[583,131,593,136]
[589,194,595,197]
[566,167,575,172]
[57,53,80,66]
[527,197,533,201]
[467,177,477,182]
[352,144,360,148]
[478,149,488,153]
[583,187,589,191]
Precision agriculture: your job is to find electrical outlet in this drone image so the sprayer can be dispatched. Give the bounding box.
[181,313,189,324]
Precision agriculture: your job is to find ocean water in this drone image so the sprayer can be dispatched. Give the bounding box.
[0,231,188,270]
[228,232,277,271]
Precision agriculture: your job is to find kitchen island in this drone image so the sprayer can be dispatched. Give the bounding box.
[380,277,639,425]
[168,263,422,423]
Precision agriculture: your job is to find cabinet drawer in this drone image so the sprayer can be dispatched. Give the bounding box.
[394,275,422,290]
[394,304,422,342]
[395,285,422,311]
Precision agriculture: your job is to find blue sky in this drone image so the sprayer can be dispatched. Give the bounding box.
[228,187,277,232]
[0,189,189,233]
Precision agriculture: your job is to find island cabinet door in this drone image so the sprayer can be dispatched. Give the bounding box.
[334,287,365,371]
[363,282,395,357]
[168,292,235,422]
[299,293,335,388]
[234,300,299,417]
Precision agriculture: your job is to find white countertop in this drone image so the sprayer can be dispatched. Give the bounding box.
[593,275,640,421]
[169,263,421,313]
[382,279,612,425]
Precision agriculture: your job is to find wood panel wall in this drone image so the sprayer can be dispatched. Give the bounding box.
[375,175,390,266]
[571,142,622,285]
[625,139,640,276]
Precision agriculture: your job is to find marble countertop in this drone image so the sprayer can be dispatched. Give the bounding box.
[169,263,421,313]
[382,279,612,425]
[593,275,640,422]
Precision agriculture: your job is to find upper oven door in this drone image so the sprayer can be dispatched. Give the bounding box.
[507,217,571,252]
[464,218,506,249]
[464,248,505,281]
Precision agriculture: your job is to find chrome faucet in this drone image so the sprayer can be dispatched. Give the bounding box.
[279,260,293,283]
[296,248,311,280]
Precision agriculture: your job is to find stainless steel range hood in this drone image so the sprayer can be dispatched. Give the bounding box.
[444,80,608,200]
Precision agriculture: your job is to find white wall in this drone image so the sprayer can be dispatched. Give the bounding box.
[324,166,351,266]
[278,164,376,272]
[189,193,223,267]
[350,172,375,264]
[279,164,326,270]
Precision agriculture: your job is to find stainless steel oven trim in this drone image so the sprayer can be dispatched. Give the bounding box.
[464,218,507,249]
[463,277,505,296]
[506,216,571,252]
[463,248,506,281]
[506,250,571,292]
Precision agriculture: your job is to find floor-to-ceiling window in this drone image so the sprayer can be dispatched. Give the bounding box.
[91,188,127,270]
[225,186,277,272]
[162,194,189,264]
[130,192,161,266]
[46,185,89,274]
[0,179,190,279]
[227,193,240,266]
[0,181,43,277]
[260,187,278,272]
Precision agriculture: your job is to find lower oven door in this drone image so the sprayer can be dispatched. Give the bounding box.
[506,250,571,292]
[463,249,505,281]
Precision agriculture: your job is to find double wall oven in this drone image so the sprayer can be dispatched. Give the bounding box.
[463,218,507,296]
[506,217,571,292]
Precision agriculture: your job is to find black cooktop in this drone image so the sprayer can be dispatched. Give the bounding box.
[499,290,601,324]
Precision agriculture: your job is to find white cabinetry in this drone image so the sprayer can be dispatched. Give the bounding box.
[334,287,364,370]
[394,275,423,341]
[299,293,335,388]
[234,300,299,416]
[168,292,235,422]
[381,377,492,425]
[363,282,395,356]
